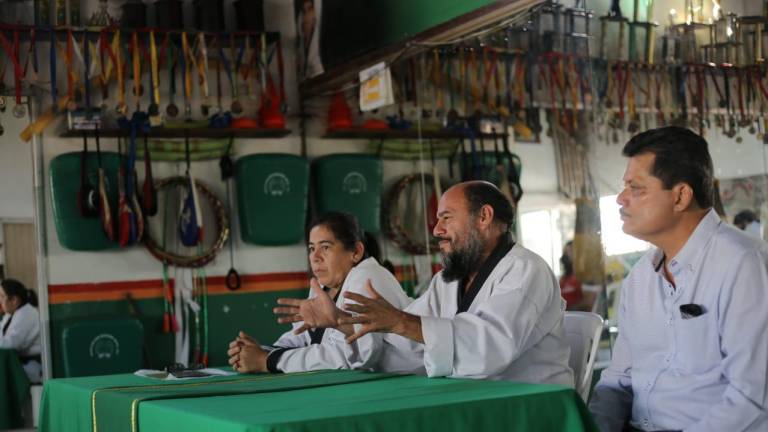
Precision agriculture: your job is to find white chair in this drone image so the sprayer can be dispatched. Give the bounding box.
[564,311,604,402]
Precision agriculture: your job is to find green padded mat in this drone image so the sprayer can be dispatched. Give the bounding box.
[236,154,310,245]
[314,154,383,233]
[60,318,144,378]
[49,152,122,251]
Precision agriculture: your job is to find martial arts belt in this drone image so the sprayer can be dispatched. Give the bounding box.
[49,151,121,251]
[314,154,383,233]
[89,371,396,432]
[235,153,309,245]
[573,197,605,285]
[117,112,150,246]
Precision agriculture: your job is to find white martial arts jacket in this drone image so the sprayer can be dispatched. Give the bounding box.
[348,239,574,386]
[269,257,412,373]
[0,303,42,382]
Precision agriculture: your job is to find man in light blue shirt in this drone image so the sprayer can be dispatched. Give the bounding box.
[589,126,768,431]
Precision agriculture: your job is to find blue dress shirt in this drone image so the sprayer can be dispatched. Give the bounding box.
[589,209,768,431]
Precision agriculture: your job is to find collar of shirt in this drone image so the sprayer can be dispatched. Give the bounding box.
[457,232,515,313]
[649,209,721,279]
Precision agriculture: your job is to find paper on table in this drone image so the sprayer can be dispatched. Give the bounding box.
[134,368,235,380]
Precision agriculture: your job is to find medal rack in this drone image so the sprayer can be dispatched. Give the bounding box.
[0,22,289,140]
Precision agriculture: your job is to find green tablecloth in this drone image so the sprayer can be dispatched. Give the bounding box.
[0,348,30,429]
[41,369,597,432]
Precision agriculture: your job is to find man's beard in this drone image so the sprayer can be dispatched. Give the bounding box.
[440,227,485,283]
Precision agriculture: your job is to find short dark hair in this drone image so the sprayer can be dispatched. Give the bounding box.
[308,212,366,255]
[463,182,515,232]
[1,279,38,308]
[734,209,758,227]
[622,126,714,209]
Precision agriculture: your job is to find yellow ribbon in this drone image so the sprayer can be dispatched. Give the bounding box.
[132,31,141,107]
[150,31,160,107]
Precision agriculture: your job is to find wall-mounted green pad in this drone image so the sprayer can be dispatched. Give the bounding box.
[60,317,144,377]
[49,152,121,251]
[236,154,310,245]
[314,154,383,233]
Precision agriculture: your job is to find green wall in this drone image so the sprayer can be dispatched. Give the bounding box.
[49,289,306,378]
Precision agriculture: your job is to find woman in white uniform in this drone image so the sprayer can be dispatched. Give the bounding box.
[0,279,42,383]
[228,212,411,373]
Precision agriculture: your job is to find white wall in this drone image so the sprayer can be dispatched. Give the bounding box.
[0,104,35,220]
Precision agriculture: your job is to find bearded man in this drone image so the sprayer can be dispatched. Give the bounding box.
[276,181,573,385]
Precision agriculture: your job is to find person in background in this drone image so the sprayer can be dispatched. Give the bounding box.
[733,209,762,239]
[227,212,411,373]
[589,126,768,431]
[0,279,41,383]
[559,240,597,311]
[559,240,583,307]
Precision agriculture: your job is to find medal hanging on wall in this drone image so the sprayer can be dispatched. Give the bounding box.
[148,31,162,125]
[230,34,245,115]
[197,33,211,117]
[0,30,25,118]
[218,35,234,114]
[113,31,128,116]
[131,31,142,112]
[181,32,193,120]
[49,29,58,112]
[166,38,179,118]
[98,30,117,113]
[12,31,26,118]
[71,30,88,112]
[23,28,39,95]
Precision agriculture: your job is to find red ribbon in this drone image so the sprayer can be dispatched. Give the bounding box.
[0,31,23,104]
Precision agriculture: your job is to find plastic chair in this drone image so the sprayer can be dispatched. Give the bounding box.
[564,311,604,401]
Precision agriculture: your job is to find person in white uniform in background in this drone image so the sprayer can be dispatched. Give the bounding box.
[0,278,42,383]
[277,181,573,385]
[228,212,411,373]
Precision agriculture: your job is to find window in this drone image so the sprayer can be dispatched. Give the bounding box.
[520,209,564,275]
